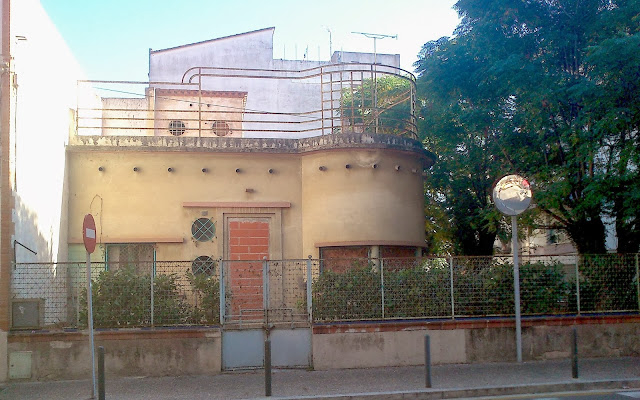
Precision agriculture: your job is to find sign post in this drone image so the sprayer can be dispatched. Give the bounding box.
[83,214,97,398]
[493,175,532,363]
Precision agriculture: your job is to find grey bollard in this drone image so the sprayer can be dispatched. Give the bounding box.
[98,346,105,400]
[265,339,272,396]
[571,328,578,379]
[425,335,432,388]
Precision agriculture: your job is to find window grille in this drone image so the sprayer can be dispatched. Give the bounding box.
[168,120,186,136]
[192,256,216,276]
[212,121,230,136]
[192,218,216,242]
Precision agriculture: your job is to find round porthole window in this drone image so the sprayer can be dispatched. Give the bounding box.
[212,121,230,137]
[191,218,215,241]
[169,120,186,136]
[192,256,216,276]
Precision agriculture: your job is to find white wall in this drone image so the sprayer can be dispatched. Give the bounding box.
[149,28,403,139]
[10,0,85,264]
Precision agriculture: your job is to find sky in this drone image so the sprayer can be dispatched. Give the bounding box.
[40,0,461,82]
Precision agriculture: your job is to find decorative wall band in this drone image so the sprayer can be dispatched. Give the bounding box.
[315,240,426,248]
[183,201,291,208]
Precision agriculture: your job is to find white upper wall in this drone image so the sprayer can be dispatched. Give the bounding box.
[149,27,277,83]
[148,27,402,139]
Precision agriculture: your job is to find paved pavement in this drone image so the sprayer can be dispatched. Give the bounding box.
[0,357,638,400]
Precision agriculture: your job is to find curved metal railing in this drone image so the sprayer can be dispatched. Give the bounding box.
[76,63,417,140]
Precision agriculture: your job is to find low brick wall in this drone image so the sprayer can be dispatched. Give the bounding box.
[312,315,640,370]
[8,328,221,381]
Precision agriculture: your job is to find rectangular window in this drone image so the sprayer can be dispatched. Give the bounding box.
[106,243,155,275]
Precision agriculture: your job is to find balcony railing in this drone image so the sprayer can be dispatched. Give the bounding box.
[76,63,417,140]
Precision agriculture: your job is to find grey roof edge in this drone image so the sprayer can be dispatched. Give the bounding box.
[150,27,275,54]
[67,133,435,167]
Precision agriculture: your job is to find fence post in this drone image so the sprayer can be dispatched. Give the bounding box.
[575,255,581,315]
[306,256,313,324]
[381,258,385,320]
[150,265,154,327]
[219,259,225,324]
[449,257,455,319]
[263,257,269,323]
[636,254,640,312]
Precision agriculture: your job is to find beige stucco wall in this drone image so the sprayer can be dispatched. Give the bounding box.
[301,149,426,258]
[312,329,466,369]
[312,322,640,370]
[66,135,429,261]
[8,329,222,380]
[67,150,303,261]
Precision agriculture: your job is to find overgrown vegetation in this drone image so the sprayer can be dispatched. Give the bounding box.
[186,269,220,325]
[311,257,636,322]
[80,266,220,328]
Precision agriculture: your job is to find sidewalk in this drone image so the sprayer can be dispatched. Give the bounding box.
[1,357,639,400]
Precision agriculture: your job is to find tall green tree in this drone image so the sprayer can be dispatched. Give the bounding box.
[416,0,640,254]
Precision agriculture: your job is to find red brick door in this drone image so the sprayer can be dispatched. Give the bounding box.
[227,218,270,321]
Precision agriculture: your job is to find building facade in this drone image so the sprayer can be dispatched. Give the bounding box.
[68,27,433,270]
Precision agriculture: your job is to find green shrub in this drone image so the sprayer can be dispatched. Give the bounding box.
[80,266,189,328]
[576,254,638,312]
[186,270,220,325]
[484,261,570,315]
[312,265,382,321]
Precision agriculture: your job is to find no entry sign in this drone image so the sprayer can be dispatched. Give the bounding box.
[83,214,97,254]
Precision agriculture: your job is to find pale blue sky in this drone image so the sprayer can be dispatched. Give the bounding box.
[40,0,460,81]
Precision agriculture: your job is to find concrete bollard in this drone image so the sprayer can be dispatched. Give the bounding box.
[425,335,432,388]
[265,339,272,396]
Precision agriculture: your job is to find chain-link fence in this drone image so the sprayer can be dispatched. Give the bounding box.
[10,260,220,329]
[311,254,640,322]
[9,254,639,328]
[220,259,318,325]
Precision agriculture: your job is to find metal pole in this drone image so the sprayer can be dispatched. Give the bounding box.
[263,257,269,324]
[512,216,522,363]
[635,254,639,312]
[575,255,581,315]
[425,335,432,388]
[219,259,225,324]
[373,37,378,134]
[380,258,385,320]
[265,339,272,396]
[571,327,579,378]
[306,256,313,324]
[150,266,154,327]
[198,69,202,139]
[98,346,105,400]
[449,256,455,319]
[86,252,97,398]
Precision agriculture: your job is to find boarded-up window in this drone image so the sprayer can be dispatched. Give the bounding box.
[106,243,154,275]
[319,246,370,273]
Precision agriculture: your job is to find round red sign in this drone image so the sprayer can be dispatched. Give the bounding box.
[83,214,97,254]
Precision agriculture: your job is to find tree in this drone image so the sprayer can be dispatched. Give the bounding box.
[340,74,416,137]
[416,0,640,254]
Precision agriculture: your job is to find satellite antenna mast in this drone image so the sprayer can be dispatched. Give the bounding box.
[351,31,398,133]
[351,31,397,65]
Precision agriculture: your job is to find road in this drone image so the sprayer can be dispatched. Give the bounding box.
[482,390,640,400]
